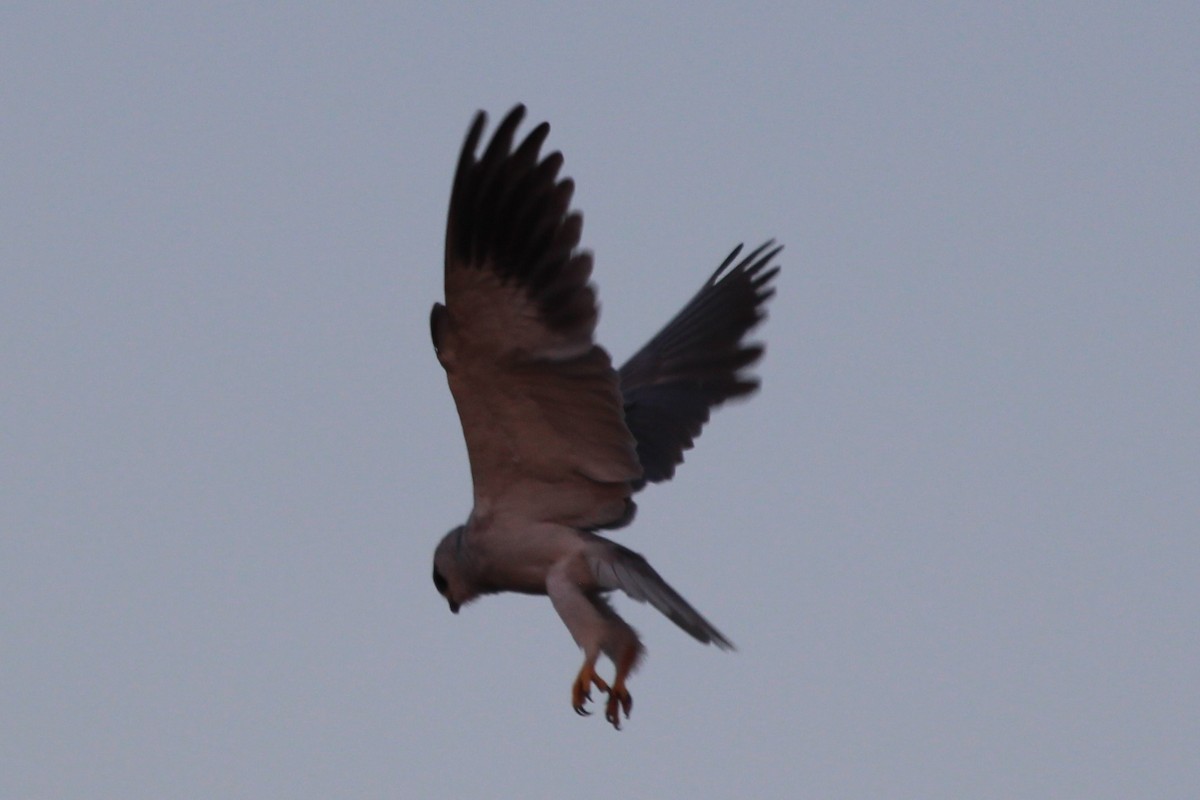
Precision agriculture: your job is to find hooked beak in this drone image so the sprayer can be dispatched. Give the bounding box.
[449,600,460,614]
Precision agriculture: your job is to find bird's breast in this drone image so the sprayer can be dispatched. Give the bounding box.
[469,519,587,596]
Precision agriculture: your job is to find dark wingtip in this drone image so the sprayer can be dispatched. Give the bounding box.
[446,104,601,341]
[617,238,782,490]
[708,239,783,286]
[456,112,488,174]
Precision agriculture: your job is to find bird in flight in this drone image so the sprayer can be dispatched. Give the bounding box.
[429,105,780,729]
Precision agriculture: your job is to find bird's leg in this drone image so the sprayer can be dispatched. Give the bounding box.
[604,645,638,729]
[571,656,610,716]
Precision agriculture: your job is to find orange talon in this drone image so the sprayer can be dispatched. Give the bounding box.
[605,682,633,729]
[571,662,610,716]
[604,643,640,729]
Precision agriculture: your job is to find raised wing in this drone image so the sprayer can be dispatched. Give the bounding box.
[433,105,641,529]
[618,242,780,489]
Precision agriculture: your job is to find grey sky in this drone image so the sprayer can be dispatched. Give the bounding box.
[3,3,1197,798]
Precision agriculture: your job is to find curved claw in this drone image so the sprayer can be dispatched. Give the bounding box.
[572,682,593,716]
[605,685,633,730]
[571,663,611,717]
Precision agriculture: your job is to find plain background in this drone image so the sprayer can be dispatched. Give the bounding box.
[3,3,1197,798]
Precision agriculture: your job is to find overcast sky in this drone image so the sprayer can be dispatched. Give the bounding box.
[3,3,1197,798]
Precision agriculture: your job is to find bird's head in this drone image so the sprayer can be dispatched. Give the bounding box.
[432,524,477,614]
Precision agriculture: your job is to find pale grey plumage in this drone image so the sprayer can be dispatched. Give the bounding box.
[429,105,778,729]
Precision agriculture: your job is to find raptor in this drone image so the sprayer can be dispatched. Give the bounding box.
[430,105,780,729]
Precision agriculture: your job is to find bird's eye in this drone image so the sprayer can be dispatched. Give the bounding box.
[432,568,449,596]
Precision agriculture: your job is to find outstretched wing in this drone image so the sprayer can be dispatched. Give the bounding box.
[618,242,781,489]
[432,105,641,529]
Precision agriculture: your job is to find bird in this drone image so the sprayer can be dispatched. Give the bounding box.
[429,104,780,729]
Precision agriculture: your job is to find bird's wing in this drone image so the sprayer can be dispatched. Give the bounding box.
[588,542,734,649]
[618,242,780,490]
[432,105,641,529]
